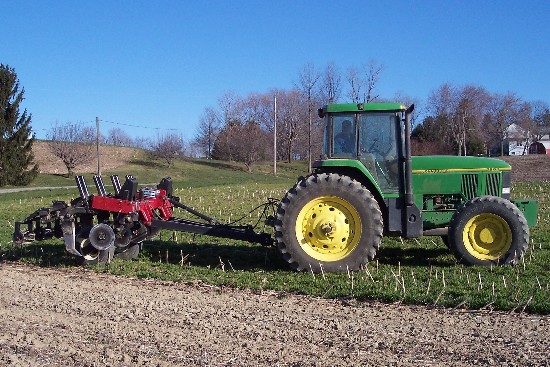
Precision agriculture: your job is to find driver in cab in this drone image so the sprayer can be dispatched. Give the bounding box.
[334,120,356,154]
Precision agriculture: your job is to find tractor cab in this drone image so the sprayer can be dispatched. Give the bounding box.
[318,102,408,193]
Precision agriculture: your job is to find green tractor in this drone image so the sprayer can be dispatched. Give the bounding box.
[275,103,538,272]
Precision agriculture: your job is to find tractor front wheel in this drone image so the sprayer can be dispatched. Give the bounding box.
[275,173,383,272]
[448,196,529,266]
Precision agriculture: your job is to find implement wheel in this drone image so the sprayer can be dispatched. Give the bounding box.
[275,173,383,272]
[76,237,115,265]
[448,196,529,266]
[114,242,141,260]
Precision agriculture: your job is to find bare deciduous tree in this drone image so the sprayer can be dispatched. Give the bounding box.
[453,86,490,156]
[195,107,221,158]
[234,122,270,172]
[106,128,133,147]
[212,122,269,172]
[297,63,321,172]
[528,100,550,141]
[276,90,307,162]
[346,66,362,103]
[218,91,241,125]
[346,60,384,104]
[486,92,530,156]
[426,84,490,156]
[151,133,184,166]
[320,62,342,104]
[392,91,421,129]
[363,60,384,103]
[48,123,95,177]
[132,136,152,150]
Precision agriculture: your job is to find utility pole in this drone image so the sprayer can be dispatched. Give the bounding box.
[96,117,101,176]
[273,95,277,176]
[308,101,312,173]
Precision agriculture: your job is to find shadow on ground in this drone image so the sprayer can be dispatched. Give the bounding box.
[1,237,455,272]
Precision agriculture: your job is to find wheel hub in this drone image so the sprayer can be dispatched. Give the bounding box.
[296,196,361,262]
[463,213,512,260]
[478,227,496,245]
[320,221,337,237]
[89,223,115,251]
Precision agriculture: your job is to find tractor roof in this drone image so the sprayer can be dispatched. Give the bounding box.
[324,102,407,113]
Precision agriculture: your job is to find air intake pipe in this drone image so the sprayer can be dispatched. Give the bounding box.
[404,104,414,206]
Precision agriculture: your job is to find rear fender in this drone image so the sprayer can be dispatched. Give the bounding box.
[313,159,384,199]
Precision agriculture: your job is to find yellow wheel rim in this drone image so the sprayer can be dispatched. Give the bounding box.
[296,196,361,262]
[462,213,512,260]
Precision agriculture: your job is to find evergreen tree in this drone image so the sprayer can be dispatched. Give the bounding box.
[0,64,38,186]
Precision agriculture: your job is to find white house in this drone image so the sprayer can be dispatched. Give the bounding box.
[505,123,549,155]
[507,123,529,155]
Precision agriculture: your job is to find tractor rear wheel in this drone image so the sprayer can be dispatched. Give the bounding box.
[448,196,529,266]
[275,173,383,272]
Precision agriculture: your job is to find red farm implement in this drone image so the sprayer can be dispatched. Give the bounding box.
[12,175,273,264]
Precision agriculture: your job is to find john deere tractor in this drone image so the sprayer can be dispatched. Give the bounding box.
[274,103,538,272]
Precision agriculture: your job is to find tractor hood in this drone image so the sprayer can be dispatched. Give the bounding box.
[412,156,511,173]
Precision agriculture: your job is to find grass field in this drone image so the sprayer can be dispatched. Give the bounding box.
[1,156,548,314]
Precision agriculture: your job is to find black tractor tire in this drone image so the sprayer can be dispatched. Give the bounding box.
[76,237,115,266]
[275,173,383,273]
[448,196,529,266]
[114,242,141,260]
[441,236,450,249]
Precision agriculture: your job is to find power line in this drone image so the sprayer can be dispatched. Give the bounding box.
[102,119,180,131]
[35,119,184,131]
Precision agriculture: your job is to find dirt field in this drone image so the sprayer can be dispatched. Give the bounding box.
[0,263,548,366]
[500,154,550,182]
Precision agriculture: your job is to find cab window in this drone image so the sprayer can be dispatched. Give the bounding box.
[332,114,356,157]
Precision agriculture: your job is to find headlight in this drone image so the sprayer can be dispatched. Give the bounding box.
[502,171,511,200]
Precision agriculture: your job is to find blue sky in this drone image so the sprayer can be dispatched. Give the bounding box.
[3,0,549,141]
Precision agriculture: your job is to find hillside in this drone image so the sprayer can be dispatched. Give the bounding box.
[31,141,549,183]
[33,141,141,175]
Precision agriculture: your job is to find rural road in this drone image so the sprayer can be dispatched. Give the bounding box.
[0,183,157,195]
[0,262,548,366]
[0,186,76,194]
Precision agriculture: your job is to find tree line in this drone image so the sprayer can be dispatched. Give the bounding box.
[1,63,549,185]
[412,84,550,156]
[194,61,398,172]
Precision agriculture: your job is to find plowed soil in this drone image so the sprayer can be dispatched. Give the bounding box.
[500,155,550,182]
[0,263,548,366]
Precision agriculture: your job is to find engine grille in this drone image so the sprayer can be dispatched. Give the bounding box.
[486,173,501,197]
[461,174,478,200]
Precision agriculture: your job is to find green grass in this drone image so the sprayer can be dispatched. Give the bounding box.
[1,158,548,314]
